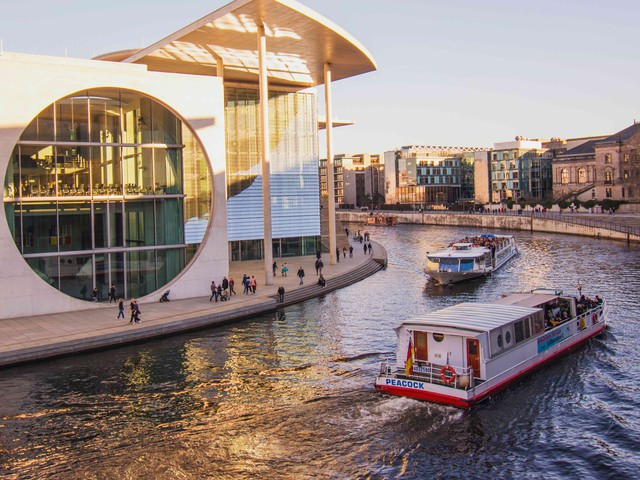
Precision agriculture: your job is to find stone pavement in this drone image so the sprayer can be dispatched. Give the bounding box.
[0,239,386,368]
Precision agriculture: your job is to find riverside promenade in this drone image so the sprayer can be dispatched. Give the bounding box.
[0,240,387,368]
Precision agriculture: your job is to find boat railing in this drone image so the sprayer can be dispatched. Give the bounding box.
[378,359,477,390]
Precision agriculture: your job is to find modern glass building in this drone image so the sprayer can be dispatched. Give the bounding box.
[4,89,211,300]
[0,0,376,319]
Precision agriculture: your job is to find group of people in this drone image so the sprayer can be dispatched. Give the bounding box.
[209,276,236,302]
[115,298,141,324]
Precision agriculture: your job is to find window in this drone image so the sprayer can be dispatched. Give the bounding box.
[605,170,613,184]
[578,168,586,184]
[624,153,629,163]
[605,153,612,164]
[624,170,630,179]
[561,168,569,184]
[606,187,612,198]
[514,321,525,343]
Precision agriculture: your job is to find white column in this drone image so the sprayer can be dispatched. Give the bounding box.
[258,25,273,285]
[324,63,337,265]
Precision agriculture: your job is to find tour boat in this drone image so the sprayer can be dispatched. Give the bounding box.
[375,289,607,409]
[425,234,517,285]
[365,214,397,226]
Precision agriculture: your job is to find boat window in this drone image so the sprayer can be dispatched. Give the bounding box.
[415,331,428,361]
[433,333,444,342]
[505,331,512,345]
[524,317,532,338]
[514,320,525,343]
[497,334,503,348]
[533,312,545,334]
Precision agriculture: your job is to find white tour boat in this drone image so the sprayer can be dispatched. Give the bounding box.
[425,234,517,285]
[375,289,607,408]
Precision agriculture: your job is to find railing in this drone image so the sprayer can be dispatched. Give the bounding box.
[379,359,476,390]
[343,208,640,238]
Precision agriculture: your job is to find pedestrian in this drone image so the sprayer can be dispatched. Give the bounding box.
[349,245,353,258]
[209,281,217,301]
[242,274,249,294]
[342,246,347,259]
[281,263,288,276]
[129,299,138,324]
[297,266,305,285]
[336,247,340,263]
[315,259,321,275]
[318,259,323,274]
[92,287,99,302]
[222,276,229,296]
[363,243,367,255]
[109,283,117,303]
[117,298,125,319]
[272,261,277,276]
[368,242,373,255]
[317,274,326,287]
[277,286,285,303]
[316,250,321,260]
[216,283,223,301]
[134,302,141,323]
[229,277,236,295]
[250,275,257,294]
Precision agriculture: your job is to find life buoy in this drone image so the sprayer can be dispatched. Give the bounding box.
[592,313,598,325]
[440,365,456,384]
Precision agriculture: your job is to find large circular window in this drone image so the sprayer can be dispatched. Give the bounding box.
[3,89,211,301]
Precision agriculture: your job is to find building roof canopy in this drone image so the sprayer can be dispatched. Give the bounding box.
[96,0,376,88]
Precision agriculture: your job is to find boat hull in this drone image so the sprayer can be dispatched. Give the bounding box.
[375,322,606,409]
[426,269,488,285]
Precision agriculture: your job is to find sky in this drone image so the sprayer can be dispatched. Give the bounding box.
[1,0,639,154]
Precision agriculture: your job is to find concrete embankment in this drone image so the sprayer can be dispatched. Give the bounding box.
[338,212,640,244]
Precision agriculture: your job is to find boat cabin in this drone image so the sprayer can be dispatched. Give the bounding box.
[398,292,577,384]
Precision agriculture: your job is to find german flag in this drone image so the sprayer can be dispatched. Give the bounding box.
[405,336,414,376]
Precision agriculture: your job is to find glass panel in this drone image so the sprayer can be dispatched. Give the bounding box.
[56,93,89,143]
[5,203,20,251]
[5,147,20,199]
[57,145,89,196]
[89,91,121,143]
[109,201,124,247]
[125,200,155,247]
[155,148,182,194]
[126,250,156,298]
[58,202,92,252]
[19,145,57,197]
[151,103,180,145]
[59,254,92,300]
[155,198,183,246]
[27,257,58,289]
[110,252,125,301]
[94,202,108,249]
[156,248,184,288]
[22,202,58,254]
[21,104,55,142]
[90,146,122,195]
[123,147,153,194]
[94,253,108,301]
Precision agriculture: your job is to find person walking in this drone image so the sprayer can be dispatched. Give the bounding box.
[109,283,117,303]
[117,298,125,319]
[222,276,229,297]
[342,246,347,259]
[349,245,353,258]
[297,266,305,285]
[363,243,367,255]
[229,277,236,295]
[129,299,138,324]
[281,263,288,276]
[368,242,373,255]
[318,259,323,275]
[209,281,217,302]
[242,274,249,294]
[277,286,285,303]
[250,275,257,294]
[272,261,277,276]
[91,287,99,302]
[336,247,340,263]
[315,259,321,275]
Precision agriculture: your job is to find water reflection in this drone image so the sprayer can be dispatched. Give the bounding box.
[1,225,639,479]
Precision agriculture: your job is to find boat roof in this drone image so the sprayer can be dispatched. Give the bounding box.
[493,293,560,308]
[401,302,540,334]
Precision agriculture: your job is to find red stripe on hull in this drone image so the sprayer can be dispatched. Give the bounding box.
[376,324,606,409]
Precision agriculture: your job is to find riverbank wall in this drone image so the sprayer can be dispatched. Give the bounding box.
[337,212,640,244]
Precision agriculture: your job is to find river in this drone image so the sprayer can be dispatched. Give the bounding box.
[1,224,639,479]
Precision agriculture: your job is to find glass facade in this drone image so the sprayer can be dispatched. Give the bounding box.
[225,87,320,260]
[3,89,211,300]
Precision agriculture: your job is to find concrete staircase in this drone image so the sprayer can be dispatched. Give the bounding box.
[270,256,385,307]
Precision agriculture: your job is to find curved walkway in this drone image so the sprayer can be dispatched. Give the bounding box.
[0,240,387,368]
